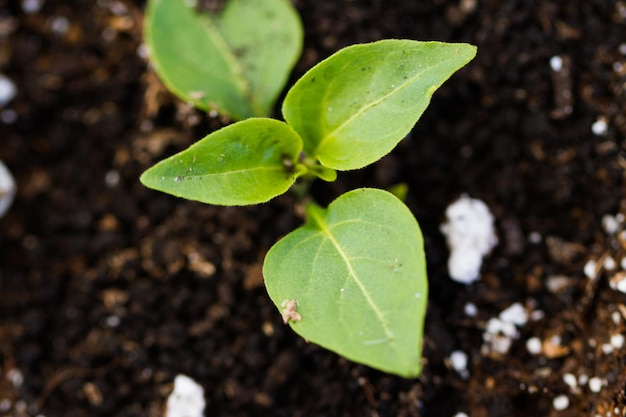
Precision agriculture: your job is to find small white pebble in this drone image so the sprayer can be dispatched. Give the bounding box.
[449,350,469,378]
[0,160,16,218]
[602,343,614,354]
[499,302,528,326]
[547,275,572,294]
[0,75,17,106]
[591,118,608,136]
[612,311,621,325]
[604,256,616,271]
[611,333,624,349]
[50,16,70,35]
[0,400,10,412]
[104,170,121,188]
[584,260,598,279]
[102,27,116,42]
[110,1,128,15]
[588,377,603,393]
[21,0,44,13]
[486,317,518,338]
[553,394,569,411]
[137,43,150,60]
[620,43,626,55]
[526,337,543,355]
[482,303,531,355]
[530,310,545,321]
[454,413,469,417]
[490,335,513,354]
[6,369,24,388]
[464,302,478,317]
[563,373,577,389]
[602,214,620,234]
[440,195,498,284]
[528,231,542,244]
[105,315,121,327]
[550,56,564,71]
[610,272,626,293]
[166,375,205,417]
[578,374,588,385]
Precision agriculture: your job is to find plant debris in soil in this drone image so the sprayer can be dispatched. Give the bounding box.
[1,1,625,416]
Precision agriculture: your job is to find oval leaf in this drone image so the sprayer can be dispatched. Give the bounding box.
[263,188,428,377]
[140,118,304,206]
[145,0,303,120]
[282,40,477,170]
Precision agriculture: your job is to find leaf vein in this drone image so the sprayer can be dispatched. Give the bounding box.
[315,53,460,153]
[201,14,254,110]
[310,210,395,342]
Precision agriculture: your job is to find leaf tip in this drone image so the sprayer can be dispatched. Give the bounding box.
[139,168,157,189]
[457,42,478,62]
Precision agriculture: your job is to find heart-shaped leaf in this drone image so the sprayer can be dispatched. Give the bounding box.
[282,40,477,170]
[263,188,428,377]
[140,118,305,205]
[145,0,303,120]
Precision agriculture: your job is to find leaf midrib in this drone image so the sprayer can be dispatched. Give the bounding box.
[201,11,257,115]
[309,209,395,343]
[179,165,285,179]
[314,56,454,155]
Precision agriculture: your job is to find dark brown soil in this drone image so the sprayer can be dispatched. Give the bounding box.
[1,1,626,416]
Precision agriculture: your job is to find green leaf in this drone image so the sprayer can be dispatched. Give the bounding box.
[282,40,477,170]
[145,0,303,120]
[263,188,428,377]
[140,118,305,205]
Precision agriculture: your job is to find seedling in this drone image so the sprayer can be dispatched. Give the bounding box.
[141,39,476,377]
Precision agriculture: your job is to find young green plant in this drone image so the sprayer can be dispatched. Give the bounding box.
[141,39,477,377]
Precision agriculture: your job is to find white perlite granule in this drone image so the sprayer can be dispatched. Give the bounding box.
[563,373,577,390]
[165,375,205,417]
[553,394,569,411]
[588,377,603,393]
[550,56,563,71]
[526,337,542,355]
[464,302,478,317]
[482,303,528,355]
[449,350,469,379]
[0,75,17,106]
[591,118,608,136]
[22,0,44,13]
[0,160,16,218]
[611,334,624,349]
[498,303,528,326]
[440,195,498,284]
